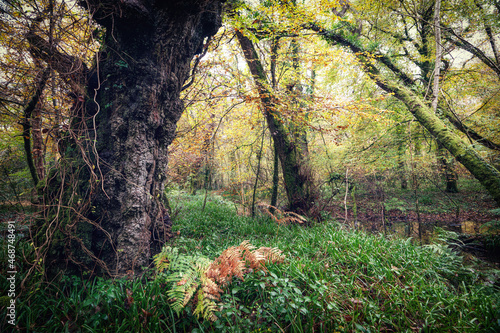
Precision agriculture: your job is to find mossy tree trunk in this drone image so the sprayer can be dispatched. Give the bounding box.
[236,30,317,215]
[389,85,499,204]
[308,23,500,207]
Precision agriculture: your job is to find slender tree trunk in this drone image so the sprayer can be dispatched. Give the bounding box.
[432,0,458,193]
[21,68,50,186]
[235,30,317,215]
[32,105,45,181]
[474,0,500,66]
[431,0,442,113]
[270,142,279,213]
[269,37,280,214]
[437,145,458,193]
[398,163,408,189]
[22,122,38,187]
[251,124,266,218]
[396,125,408,189]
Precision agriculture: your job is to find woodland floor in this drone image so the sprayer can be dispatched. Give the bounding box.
[1,189,499,332]
[325,185,500,264]
[2,179,499,263]
[327,190,497,231]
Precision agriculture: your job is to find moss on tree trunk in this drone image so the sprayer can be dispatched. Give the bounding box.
[235,30,317,215]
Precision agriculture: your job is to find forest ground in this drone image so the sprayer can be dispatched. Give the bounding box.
[220,173,500,265]
[1,175,499,332]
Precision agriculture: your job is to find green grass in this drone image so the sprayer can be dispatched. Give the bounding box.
[1,192,499,332]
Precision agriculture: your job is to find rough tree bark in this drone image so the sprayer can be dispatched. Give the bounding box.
[85,0,223,276]
[31,0,223,277]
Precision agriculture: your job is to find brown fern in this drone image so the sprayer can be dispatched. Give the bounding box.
[200,241,284,320]
[206,240,284,288]
[206,244,246,287]
[258,203,307,225]
[256,246,285,266]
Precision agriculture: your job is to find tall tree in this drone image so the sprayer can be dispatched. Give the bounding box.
[432,0,458,192]
[235,30,318,215]
[25,0,223,277]
[229,0,319,215]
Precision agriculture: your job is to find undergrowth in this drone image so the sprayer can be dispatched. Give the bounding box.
[153,241,284,321]
[0,192,499,332]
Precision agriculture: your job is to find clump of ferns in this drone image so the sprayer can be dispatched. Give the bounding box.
[154,241,284,321]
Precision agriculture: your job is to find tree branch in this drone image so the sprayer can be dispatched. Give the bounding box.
[26,15,89,95]
[21,67,50,185]
[305,23,416,87]
[444,25,500,79]
[441,104,500,152]
[474,0,500,65]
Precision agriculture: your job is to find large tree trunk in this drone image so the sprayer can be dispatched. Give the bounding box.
[86,0,222,276]
[32,1,223,277]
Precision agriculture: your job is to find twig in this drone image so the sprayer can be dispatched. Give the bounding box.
[344,168,349,225]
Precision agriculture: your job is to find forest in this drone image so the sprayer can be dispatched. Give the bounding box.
[1,0,499,331]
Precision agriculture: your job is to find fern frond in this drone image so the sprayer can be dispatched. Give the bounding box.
[153,246,177,272]
[282,211,307,224]
[256,246,285,265]
[258,203,281,223]
[238,240,264,270]
[200,269,223,300]
[207,245,246,286]
[167,269,199,313]
[154,242,285,322]
[193,289,218,322]
[183,282,199,307]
